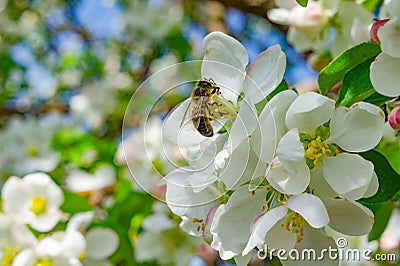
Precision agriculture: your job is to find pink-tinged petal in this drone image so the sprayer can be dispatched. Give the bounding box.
[283,224,338,266]
[210,186,267,260]
[242,206,288,255]
[286,193,329,228]
[322,153,373,199]
[323,198,374,236]
[202,206,219,243]
[266,157,310,195]
[251,90,298,163]
[378,17,400,58]
[285,92,335,134]
[243,45,286,104]
[309,165,337,198]
[370,53,400,97]
[328,102,385,152]
[202,32,248,103]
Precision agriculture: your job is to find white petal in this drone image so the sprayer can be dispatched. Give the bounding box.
[265,220,297,252]
[251,90,298,163]
[226,98,258,152]
[86,227,119,260]
[370,53,400,97]
[283,224,338,266]
[378,17,400,58]
[243,45,286,104]
[276,129,304,162]
[30,210,63,232]
[242,206,288,255]
[142,213,176,233]
[323,198,373,236]
[67,211,94,232]
[309,165,337,198]
[61,230,86,258]
[363,171,379,198]
[286,193,329,228]
[266,157,310,195]
[202,32,248,103]
[234,253,253,266]
[135,232,166,262]
[165,169,221,219]
[328,102,385,152]
[322,153,373,199]
[267,8,291,24]
[285,92,335,134]
[210,186,267,260]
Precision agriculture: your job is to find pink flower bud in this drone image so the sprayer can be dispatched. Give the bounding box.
[388,106,400,130]
[370,19,390,44]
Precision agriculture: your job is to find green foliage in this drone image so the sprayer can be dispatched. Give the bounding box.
[360,0,383,11]
[359,150,400,204]
[60,190,93,214]
[318,42,381,95]
[296,0,309,7]
[365,201,395,241]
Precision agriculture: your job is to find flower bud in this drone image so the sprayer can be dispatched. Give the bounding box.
[388,106,400,130]
[290,1,325,40]
[370,19,390,44]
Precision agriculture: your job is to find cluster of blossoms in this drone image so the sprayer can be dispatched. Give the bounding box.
[0,172,119,265]
[162,31,385,265]
[267,0,372,57]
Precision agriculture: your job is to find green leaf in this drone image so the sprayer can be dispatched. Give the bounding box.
[360,0,382,11]
[337,57,375,107]
[60,190,92,214]
[364,201,395,241]
[296,0,308,7]
[359,150,400,204]
[318,42,381,94]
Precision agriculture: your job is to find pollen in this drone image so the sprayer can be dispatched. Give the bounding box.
[282,212,305,243]
[305,136,331,166]
[1,247,20,266]
[27,144,39,157]
[34,258,53,266]
[31,196,47,216]
[79,250,87,260]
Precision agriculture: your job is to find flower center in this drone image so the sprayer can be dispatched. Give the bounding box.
[1,247,20,265]
[282,212,304,242]
[79,250,87,260]
[31,196,47,216]
[34,258,53,266]
[27,144,39,157]
[305,136,331,166]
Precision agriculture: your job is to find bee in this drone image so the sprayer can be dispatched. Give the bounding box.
[180,78,234,137]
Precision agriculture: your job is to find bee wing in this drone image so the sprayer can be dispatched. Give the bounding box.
[191,96,208,129]
[180,100,193,128]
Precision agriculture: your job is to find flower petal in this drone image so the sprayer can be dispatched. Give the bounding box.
[322,153,373,199]
[86,227,119,260]
[286,193,329,228]
[266,157,310,195]
[309,165,337,198]
[251,90,298,163]
[202,32,248,103]
[378,17,400,58]
[276,129,305,162]
[363,171,379,198]
[243,45,286,104]
[242,206,288,255]
[285,92,335,134]
[283,224,338,266]
[328,102,385,152]
[210,186,267,260]
[370,53,400,97]
[323,198,373,236]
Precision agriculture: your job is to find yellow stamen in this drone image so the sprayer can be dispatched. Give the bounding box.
[281,212,305,243]
[1,247,20,266]
[27,145,39,157]
[79,251,87,260]
[305,136,331,166]
[34,258,52,266]
[31,196,47,216]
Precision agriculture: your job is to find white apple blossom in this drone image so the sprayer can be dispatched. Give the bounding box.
[65,165,116,193]
[265,92,383,200]
[0,115,60,177]
[267,0,373,56]
[2,172,64,232]
[370,0,400,97]
[135,202,202,266]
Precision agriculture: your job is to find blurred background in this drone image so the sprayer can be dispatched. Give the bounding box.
[0,0,398,265]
